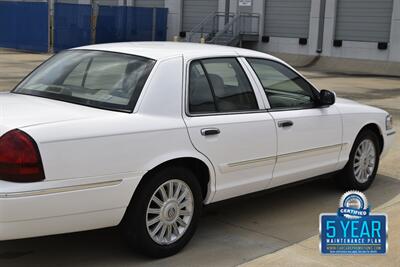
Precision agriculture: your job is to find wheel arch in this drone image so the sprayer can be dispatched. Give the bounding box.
[357,123,384,154]
[132,156,215,206]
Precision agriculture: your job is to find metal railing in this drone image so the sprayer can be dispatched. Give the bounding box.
[206,13,260,46]
[186,12,235,43]
[238,13,260,35]
[207,14,240,45]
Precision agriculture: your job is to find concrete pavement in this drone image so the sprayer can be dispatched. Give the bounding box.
[271,52,400,77]
[0,49,50,91]
[0,49,399,267]
[241,195,400,267]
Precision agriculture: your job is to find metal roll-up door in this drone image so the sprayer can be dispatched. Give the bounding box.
[264,0,311,38]
[134,0,165,8]
[335,0,393,42]
[182,0,219,32]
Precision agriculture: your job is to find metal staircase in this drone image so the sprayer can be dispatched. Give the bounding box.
[186,12,260,47]
[186,12,235,43]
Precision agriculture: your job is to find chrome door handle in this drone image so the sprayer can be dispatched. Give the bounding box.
[278,120,294,128]
[201,128,220,136]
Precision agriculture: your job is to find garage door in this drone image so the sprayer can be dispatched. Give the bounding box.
[182,0,219,32]
[335,0,393,42]
[134,0,165,8]
[263,0,311,38]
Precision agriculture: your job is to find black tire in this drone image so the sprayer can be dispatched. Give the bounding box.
[121,166,203,258]
[337,130,380,191]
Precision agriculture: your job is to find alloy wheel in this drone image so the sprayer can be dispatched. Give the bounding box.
[353,139,376,183]
[146,179,194,245]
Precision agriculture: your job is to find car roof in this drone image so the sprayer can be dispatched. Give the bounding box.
[73,41,279,61]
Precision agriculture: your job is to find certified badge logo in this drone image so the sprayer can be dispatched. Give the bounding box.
[320,191,387,255]
[338,191,369,219]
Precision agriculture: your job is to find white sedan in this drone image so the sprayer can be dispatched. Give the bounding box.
[0,42,395,257]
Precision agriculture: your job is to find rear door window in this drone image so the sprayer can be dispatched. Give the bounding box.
[188,58,259,114]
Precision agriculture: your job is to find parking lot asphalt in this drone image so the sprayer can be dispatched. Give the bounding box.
[0,49,399,267]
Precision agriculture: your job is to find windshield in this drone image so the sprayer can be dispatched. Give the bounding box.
[13,50,155,112]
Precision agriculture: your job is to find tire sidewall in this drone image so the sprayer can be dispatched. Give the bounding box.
[345,130,380,190]
[123,166,203,258]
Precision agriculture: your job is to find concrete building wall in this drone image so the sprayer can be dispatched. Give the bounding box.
[167,0,400,63]
[248,0,400,63]
[390,0,400,61]
[181,0,219,32]
[335,0,393,43]
[165,0,182,41]
[246,0,318,56]
[134,0,164,8]
[321,0,394,62]
[4,0,400,63]
[263,0,311,39]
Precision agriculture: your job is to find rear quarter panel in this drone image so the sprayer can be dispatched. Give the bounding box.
[19,56,216,201]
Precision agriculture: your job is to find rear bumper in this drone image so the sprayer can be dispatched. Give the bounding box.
[0,174,141,241]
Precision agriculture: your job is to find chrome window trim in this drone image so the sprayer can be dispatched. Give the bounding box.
[183,56,267,118]
[185,109,269,117]
[244,57,322,111]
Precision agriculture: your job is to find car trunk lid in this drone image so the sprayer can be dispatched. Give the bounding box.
[0,92,118,136]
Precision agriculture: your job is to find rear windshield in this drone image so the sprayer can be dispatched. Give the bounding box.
[13,50,155,113]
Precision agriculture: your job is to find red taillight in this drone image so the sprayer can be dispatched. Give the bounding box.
[0,129,45,183]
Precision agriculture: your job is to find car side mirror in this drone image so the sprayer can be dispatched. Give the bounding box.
[319,90,336,106]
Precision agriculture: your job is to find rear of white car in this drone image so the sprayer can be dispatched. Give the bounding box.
[0,94,139,240]
[0,49,203,243]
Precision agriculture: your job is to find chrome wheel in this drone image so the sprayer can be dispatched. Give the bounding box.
[353,139,376,183]
[146,179,194,245]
